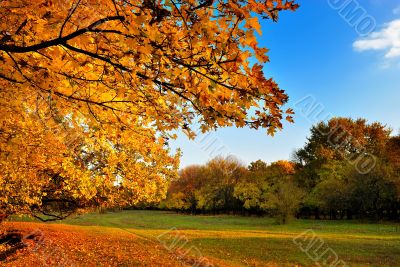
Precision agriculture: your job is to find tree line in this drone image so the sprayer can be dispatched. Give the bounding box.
[162,118,400,223]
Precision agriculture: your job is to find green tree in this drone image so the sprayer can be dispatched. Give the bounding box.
[294,118,396,220]
[266,180,304,224]
[196,157,246,213]
[234,160,297,216]
[306,161,351,219]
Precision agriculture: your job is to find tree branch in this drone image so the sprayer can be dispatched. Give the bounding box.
[0,16,125,53]
[0,72,23,83]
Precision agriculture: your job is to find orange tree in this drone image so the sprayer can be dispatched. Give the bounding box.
[0,0,298,219]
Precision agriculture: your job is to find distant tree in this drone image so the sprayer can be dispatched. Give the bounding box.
[386,136,400,169]
[294,118,390,165]
[306,160,351,219]
[165,165,205,213]
[165,157,247,214]
[195,156,246,213]
[386,136,400,187]
[294,118,396,220]
[234,182,263,210]
[165,192,192,211]
[234,160,297,216]
[347,160,397,219]
[248,160,268,173]
[266,180,304,224]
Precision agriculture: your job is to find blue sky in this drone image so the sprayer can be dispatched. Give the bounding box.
[171,0,400,168]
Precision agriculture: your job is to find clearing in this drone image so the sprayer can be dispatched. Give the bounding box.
[1,210,400,266]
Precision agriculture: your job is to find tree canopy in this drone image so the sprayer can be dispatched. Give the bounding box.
[0,0,297,134]
[0,0,298,219]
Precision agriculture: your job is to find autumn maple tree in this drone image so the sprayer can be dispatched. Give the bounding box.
[0,0,298,219]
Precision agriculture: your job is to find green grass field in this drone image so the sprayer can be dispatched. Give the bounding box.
[9,210,400,266]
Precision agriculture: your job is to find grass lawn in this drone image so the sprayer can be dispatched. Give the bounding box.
[3,210,400,266]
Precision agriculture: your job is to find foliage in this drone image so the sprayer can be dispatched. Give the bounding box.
[233,182,264,210]
[0,0,298,218]
[167,156,247,213]
[195,157,246,212]
[166,157,301,219]
[293,117,390,166]
[166,118,400,222]
[163,165,205,212]
[294,118,400,220]
[0,96,179,220]
[265,179,304,224]
[1,221,188,266]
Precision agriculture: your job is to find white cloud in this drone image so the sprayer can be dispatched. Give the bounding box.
[353,19,400,59]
